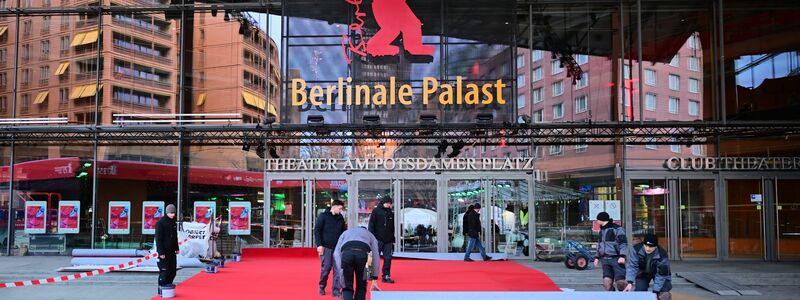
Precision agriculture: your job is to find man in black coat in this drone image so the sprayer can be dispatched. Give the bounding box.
[368,196,396,283]
[314,200,346,297]
[464,203,492,261]
[155,204,179,294]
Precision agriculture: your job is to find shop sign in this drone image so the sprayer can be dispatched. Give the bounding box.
[265,157,536,172]
[664,157,800,171]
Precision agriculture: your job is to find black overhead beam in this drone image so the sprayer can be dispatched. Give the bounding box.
[0,121,797,146]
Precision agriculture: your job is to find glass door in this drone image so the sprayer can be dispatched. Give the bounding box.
[631,179,670,252]
[357,179,393,228]
[678,179,716,258]
[398,179,437,252]
[727,179,764,259]
[777,179,800,260]
[309,179,349,247]
[446,179,485,253]
[490,179,529,257]
[269,179,306,248]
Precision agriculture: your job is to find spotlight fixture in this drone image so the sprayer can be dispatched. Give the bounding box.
[239,21,250,36]
[307,115,325,126]
[242,142,251,152]
[363,114,380,125]
[211,5,218,17]
[448,141,466,158]
[223,10,231,22]
[419,113,438,126]
[434,141,449,158]
[256,141,266,159]
[518,114,532,125]
[476,112,494,125]
[262,114,276,125]
[268,145,280,159]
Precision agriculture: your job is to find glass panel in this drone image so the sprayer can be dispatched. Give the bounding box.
[357,180,392,228]
[95,145,177,250]
[0,147,8,255]
[447,179,483,253]
[491,179,528,257]
[12,146,93,255]
[400,180,436,252]
[727,179,763,259]
[777,180,800,260]
[269,180,303,248]
[311,179,348,247]
[679,179,716,258]
[631,179,669,248]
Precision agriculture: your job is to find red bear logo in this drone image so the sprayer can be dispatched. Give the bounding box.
[366,0,435,57]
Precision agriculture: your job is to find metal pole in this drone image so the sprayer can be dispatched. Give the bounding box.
[637,0,644,125]
[176,2,187,218]
[718,0,726,124]
[5,0,21,256]
[90,6,103,249]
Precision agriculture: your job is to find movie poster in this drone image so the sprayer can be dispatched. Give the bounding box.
[228,202,251,235]
[142,201,164,235]
[24,201,47,234]
[108,201,131,234]
[194,201,216,224]
[58,201,80,234]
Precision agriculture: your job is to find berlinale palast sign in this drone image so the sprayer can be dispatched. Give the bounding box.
[265,157,536,172]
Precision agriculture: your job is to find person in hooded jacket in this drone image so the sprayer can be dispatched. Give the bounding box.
[593,211,629,291]
[368,196,396,283]
[463,203,492,261]
[623,234,672,300]
[461,204,474,251]
[314,200,346,297]
[155,204,179,295]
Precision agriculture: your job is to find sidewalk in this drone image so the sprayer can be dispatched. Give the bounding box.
[515,259,800,300]
[0,256,200,300]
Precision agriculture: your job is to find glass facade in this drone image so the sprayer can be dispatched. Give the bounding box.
[0,1,798,261]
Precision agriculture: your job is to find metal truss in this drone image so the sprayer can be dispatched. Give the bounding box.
[1,121,798,146]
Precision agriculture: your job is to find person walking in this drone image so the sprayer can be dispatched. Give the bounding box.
[463,203,492,261]
[593,211,629,291]
[368,196,396,283]
[315,200,347,297]
[334,226,381,300]
[623,234,672,300]
[155,204,179,295]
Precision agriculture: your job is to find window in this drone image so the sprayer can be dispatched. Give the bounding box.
[552,103,564,119]
[516,55,525,68]
[549,145,563,155]
[517,74,525,88]
[0,72,6,87]
[688,78,700,93]
[531,50,543,62]
[60,36,70,52]
[532,87,543,103]
[533,109,543,123]
[0,48,6,64]
[39,66,49,81]
[0,96,6,112]
[59,88,69,105]
[688,57,700,71]
[670,54,680,67]
[23,20,31,36]
[671,144,681,153]
[42,16,51,31]
[576,54,588,65]
[552,80,564,96]
[517,94,526,109]
[645,138,658,150]
[21,44,30,61]
[551,60,563,74]
[575,138,588,152]
[575,72,588,89]
[21,69,29,85]
[669,97,680,114]
[532,67,543,82]
[518,149,528,157]
[623,64,631,79]
[688,34,699,49]
[645,69,656,86]
[688,100,700,116]
[645,93,657,111]
[691,145,703,156]
[21,94,29,111]
[669,74,680,91]
[41,40,50,58]
[200,29,205,40]
[574,95,588,113]
[60,14,69,28]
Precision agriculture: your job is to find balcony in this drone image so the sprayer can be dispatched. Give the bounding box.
[113,44,172,65]
[111,16,171,39]
[76,18,99,29]
[39,79,49,86]
[112,71,172,90]
[75,71,99,81]
[111,99,170,113]
[60,49,70,57]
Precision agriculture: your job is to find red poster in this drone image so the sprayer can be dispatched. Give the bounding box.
[108,201,130,234]
[58,201,80,234]
[25,201,47,234]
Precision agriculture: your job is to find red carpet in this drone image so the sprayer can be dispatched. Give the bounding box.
[151,248,560,299]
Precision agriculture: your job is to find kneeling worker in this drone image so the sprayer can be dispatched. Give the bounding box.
[623,233,672,300]
[334,226,381,300]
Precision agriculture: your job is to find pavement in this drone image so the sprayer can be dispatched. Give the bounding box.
[1,255,799,300]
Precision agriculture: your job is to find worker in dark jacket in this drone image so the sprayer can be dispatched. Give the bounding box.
[461,204,474,251]
[155,204,179,294]
[368,196,396,283]
[334,226,381,300]
[314,200,346,297]
[593,211,628,291]
[623,234,672,300]
[463,203,492,261]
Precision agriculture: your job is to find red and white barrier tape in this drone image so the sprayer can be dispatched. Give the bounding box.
[1,238,189,288]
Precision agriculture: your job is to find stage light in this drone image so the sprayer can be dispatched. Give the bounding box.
[242,142,251,152]
[268,145,280,159]
[256,141,266,159]
[363,114,380,125]
[263,114,276,125]
[307,115,325,126]
[476,113,494,125]
[434,141,449,158]
[448,141,465,158]
[419,113,438,126]
[211,5,218,17]
[223,10,230,21]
